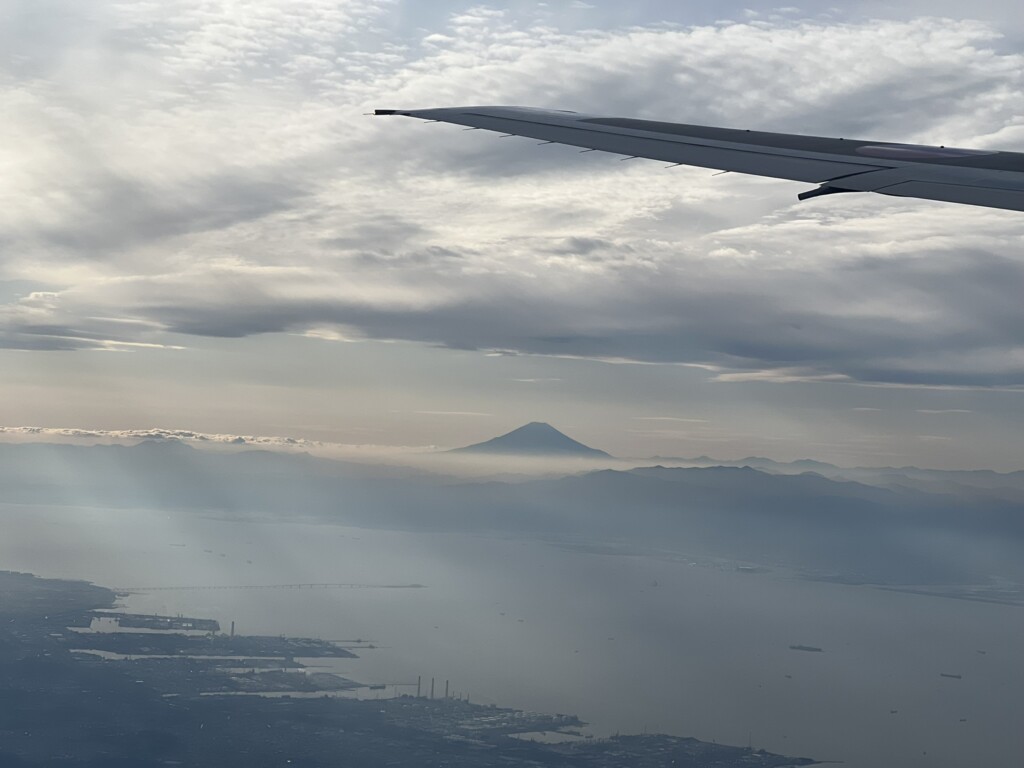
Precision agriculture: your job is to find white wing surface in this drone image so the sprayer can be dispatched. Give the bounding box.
[375,106,1024,212]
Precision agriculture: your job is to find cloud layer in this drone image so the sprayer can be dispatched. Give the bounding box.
[0,424,424,455]
[2,4,1024,388]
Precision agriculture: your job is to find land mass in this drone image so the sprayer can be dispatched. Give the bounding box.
[450,422,612,458]
[0,570,819,767]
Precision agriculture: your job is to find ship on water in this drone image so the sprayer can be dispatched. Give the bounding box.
[788,645,824,653]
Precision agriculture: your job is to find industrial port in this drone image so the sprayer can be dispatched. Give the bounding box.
[1,570,822,767]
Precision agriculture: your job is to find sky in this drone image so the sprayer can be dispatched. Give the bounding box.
[2,0,1024,469]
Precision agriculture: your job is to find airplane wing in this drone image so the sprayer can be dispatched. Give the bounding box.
[374,106,1024,212]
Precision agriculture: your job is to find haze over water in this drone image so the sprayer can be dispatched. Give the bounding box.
[5,4,1024,768]
[3,501,1021,768]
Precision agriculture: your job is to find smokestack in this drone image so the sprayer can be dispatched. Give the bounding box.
[417,675,421,698]
[430,678,435,699]
[445,680,449,699]
[230,621,235,637]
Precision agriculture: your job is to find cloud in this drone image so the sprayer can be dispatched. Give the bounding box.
[2,6,1024,390]
[412,411,491,417]
[0,425,311,447]
[0,425,425,455]
[634,417,710,423]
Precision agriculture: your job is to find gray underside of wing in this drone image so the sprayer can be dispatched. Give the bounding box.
[375,106,1024,212]
[857,179,1024,211]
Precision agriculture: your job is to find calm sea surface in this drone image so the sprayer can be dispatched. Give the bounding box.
[2,502,1022,767]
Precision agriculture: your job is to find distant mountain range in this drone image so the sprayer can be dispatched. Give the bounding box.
[450,422,611,458]
[3,437,1024,590]
[651,455,839,472]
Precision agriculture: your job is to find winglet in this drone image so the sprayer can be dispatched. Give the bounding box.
[797,184,856,202]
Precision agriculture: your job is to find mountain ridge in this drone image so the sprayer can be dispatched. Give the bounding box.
[449,422,612,458]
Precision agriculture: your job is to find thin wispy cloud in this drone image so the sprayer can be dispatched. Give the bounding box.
[413,411,492,417]
[634,417,710,423]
